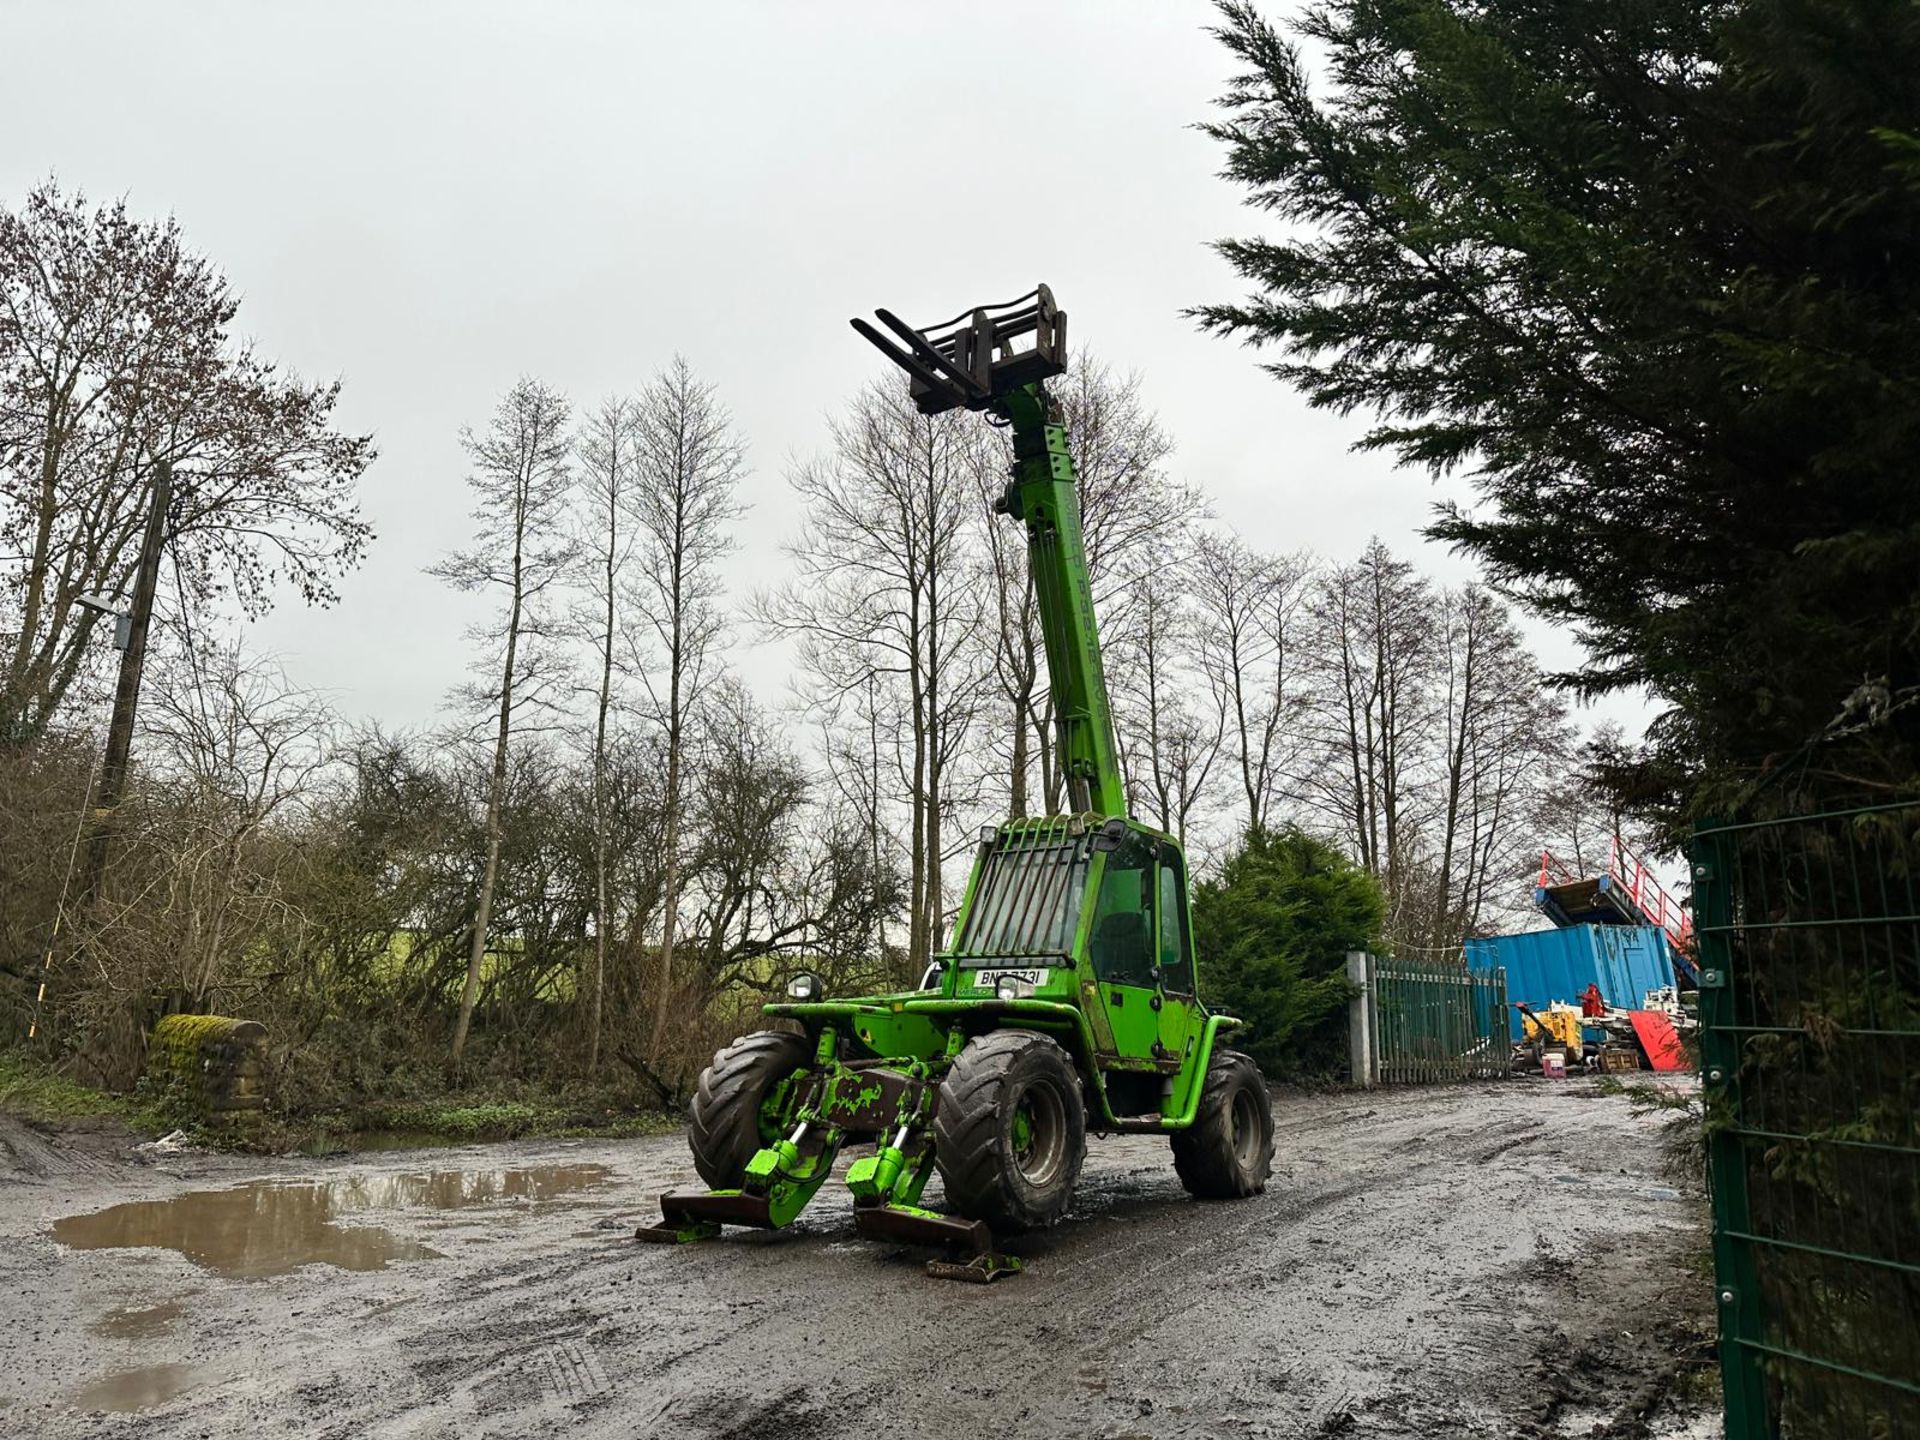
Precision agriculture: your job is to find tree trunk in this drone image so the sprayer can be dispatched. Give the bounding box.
[1433,608,1476,945]
[648,701,683,1058]
[648,510,688,1058]
[923,495,944,958]
[588,535,614,1078]
[451,516,525,1067]
[452,737,508,1065]
[906,568,929,967]
[1229,629,1259,831]
[1009,699,1030,818]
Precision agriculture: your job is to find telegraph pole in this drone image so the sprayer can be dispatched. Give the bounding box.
[78,460,172,904]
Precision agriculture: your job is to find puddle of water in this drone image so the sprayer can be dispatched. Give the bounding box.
[323,1163,614,1212]
[68,1361,216,1413]
[52,1163,611,1279]
[90,1299,187,1339]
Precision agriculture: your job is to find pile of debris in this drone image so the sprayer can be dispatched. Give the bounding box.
[1512,988,1693,1078]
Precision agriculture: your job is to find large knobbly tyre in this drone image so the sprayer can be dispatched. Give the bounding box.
[687,1030,810,1189]
[933,1030,1087,1232]
[1171,1048,1275,1200]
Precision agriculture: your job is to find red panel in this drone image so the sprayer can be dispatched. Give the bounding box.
[1629,1010,1688,1072]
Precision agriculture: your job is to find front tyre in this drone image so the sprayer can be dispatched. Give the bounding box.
[932,1030,1087,1231]
[687,1030,810,1189]
[1171,1048,1274,1199]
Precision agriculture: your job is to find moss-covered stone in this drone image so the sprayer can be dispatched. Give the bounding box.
[146,1015,271,1128]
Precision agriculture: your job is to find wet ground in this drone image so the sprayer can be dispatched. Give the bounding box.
[0,1082,1718,1439]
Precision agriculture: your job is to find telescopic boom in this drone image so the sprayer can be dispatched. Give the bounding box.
[851,285,1126,816]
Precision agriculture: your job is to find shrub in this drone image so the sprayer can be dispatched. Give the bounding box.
[1193,827,1386,1080]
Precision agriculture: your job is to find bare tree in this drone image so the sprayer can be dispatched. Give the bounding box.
[627,359,745,1061]
[759,380,988,968]
[971,443,1045,817]
[1110,544,1226,846]
[815,668,904,959]
[0,180,372,743]
[1192,533,1314,834]
[570,395,639,1076]
[1531,720,1653,883]
[1057,358,1201,609]
[976,354,1202,814]
[430,378,573,1066]
[688,683,906,999]
[1426,584,1570,943]
[129,626,335,1009]
[1302,539,1438,928]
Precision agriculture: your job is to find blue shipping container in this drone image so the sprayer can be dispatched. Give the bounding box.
[1464,925,1677,1041]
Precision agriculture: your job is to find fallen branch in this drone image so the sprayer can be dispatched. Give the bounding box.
[615,1046,684,1111]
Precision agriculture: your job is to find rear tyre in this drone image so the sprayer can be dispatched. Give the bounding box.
[687,1030,810,1189]
[1171,1048,1274,1199]
[933,1031,1087,1231]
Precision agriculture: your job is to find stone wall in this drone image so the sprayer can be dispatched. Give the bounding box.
[146,1015,271,1126]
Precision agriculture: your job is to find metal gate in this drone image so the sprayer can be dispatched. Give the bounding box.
[1364,954,1509,1084]
[1693,804,1920,1438]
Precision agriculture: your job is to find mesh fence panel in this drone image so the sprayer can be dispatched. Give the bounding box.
[1694,803,1920,1438]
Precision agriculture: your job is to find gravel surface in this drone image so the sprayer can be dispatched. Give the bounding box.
[0,1081,1718,1439]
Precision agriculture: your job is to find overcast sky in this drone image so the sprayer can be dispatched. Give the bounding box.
[4,0,1649,742]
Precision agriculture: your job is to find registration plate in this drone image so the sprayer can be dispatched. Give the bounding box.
[973,968,1050,991]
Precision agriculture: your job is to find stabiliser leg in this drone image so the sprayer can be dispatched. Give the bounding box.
[852,1200,1023,1282]
[844,1124,1022,1282]
[632,1190,755,1244]
[634,1043,1022,1278]
[635,1121,841,1244]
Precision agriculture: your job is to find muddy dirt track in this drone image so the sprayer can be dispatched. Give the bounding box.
[0,1082,1716,1439]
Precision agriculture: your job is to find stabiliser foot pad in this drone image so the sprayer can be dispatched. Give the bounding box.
[635,1188,773,1241]
[852,1202,990,1253]
[634,1217,719,1244]
[852,1202,1022,1280]
[925,1252,1023,1283]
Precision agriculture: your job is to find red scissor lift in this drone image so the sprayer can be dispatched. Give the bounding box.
[1535,836,1698,984]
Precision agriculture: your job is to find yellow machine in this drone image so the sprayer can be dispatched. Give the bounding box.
[1518,1003,1585,1062]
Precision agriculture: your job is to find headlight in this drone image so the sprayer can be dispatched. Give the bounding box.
[995,976,1022,1001]
[786,971,823,1002]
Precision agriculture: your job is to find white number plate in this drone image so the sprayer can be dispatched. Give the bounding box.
[973,968,1050,991]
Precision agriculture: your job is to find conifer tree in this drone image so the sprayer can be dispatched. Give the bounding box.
[1199,0,1920,814]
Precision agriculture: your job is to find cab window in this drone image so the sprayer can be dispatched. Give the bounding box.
[1157,856,1194,994]
[1089,836,1156,987]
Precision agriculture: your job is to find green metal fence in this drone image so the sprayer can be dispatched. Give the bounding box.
[1368,954,1509,1084]
[1693,804,1920,1438]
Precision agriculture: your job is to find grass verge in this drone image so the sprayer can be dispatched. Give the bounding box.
[288,1093,682,1153]
[0,1049,166,1131]
[2,1049,679,1153]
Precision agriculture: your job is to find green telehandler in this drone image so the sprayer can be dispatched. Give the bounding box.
[637,286,1275,1280]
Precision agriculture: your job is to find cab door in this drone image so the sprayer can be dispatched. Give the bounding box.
[1087,834,1163,1063]
[1152,849,1197,1069]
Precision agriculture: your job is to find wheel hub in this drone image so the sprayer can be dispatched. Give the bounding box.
[1229,1088,1261,1168]
[1010,1081,1068,1186]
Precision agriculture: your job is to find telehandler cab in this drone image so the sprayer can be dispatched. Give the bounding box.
[637,286,1275,1279]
